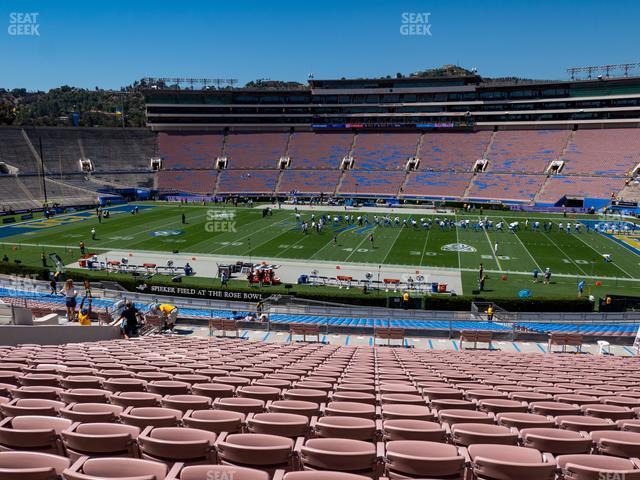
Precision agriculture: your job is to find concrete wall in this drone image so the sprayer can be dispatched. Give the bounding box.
[0,325,122,346]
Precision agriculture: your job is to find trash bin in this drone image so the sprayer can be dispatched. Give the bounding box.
[431,282,439,293]
[438,283,447,293]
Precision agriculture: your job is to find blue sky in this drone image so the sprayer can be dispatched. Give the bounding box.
[1,0,639,91]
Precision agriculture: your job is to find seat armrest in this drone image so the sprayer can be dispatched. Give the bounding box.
[214,431,228,446]
[294,435,305,454]
[67,455,90,473]
[62,421,81,434]
[140,425,154,437]
[165,462,184,480]
[376,441,385,460]
[458,446,471,464]
[0,417,13,427]
[272,469,286,480]
[543,452,556,466]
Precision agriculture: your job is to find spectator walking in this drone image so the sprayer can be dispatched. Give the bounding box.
[61,279,77,322]
[118,301,143,338]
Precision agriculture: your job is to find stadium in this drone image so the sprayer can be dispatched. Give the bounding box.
[2,2,640,479]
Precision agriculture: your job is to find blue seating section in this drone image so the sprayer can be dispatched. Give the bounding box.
[521,322,638,335]
[1,288,637,337]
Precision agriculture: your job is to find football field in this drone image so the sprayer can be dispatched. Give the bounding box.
[1,203,639,298]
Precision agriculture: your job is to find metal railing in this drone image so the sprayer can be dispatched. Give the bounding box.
[1,276,639,339]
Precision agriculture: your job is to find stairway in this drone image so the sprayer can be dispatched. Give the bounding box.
[415,132,425,159]
[21,129,48,175]
[347,132,358,158]
[482,130,497,161]
[560,130,575,159]
[212,170,222,195]
[617,181,640,203]
[461,173,476,200]
[334,170,347,196]
[534,176,551,204]
[397,171,411,197]
[283,131,293,159]
[15,176,41,207]
[273,170,284,195]
[220,130,229,160]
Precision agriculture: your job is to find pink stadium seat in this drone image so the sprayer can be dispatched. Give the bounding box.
[288,132,353,169]
[225,132,289,169]
[562,128,640,175]
[419,131,492,172]
[352,133,420,170]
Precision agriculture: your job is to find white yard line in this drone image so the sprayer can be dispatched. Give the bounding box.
[344,225,379,262]
[419,227,432,266]
[208,218,289,254]
[479,216,503,272]
[569,231,634,279]
[381,226,405,265]
[454,217,462,270]
[541,231,588,276]
[502,216,543,272]
[277,230,316,257]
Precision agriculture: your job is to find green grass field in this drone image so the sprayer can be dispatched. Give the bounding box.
[1,203,639,299]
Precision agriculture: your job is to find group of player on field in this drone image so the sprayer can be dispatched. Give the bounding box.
[294,212,638,235]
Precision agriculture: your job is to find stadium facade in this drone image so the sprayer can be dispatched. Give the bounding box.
[146,74,640,128]
[145,74,640,210]
[2,73,640,211]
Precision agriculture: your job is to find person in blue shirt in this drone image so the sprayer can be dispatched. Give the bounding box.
[578,280,585,296]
